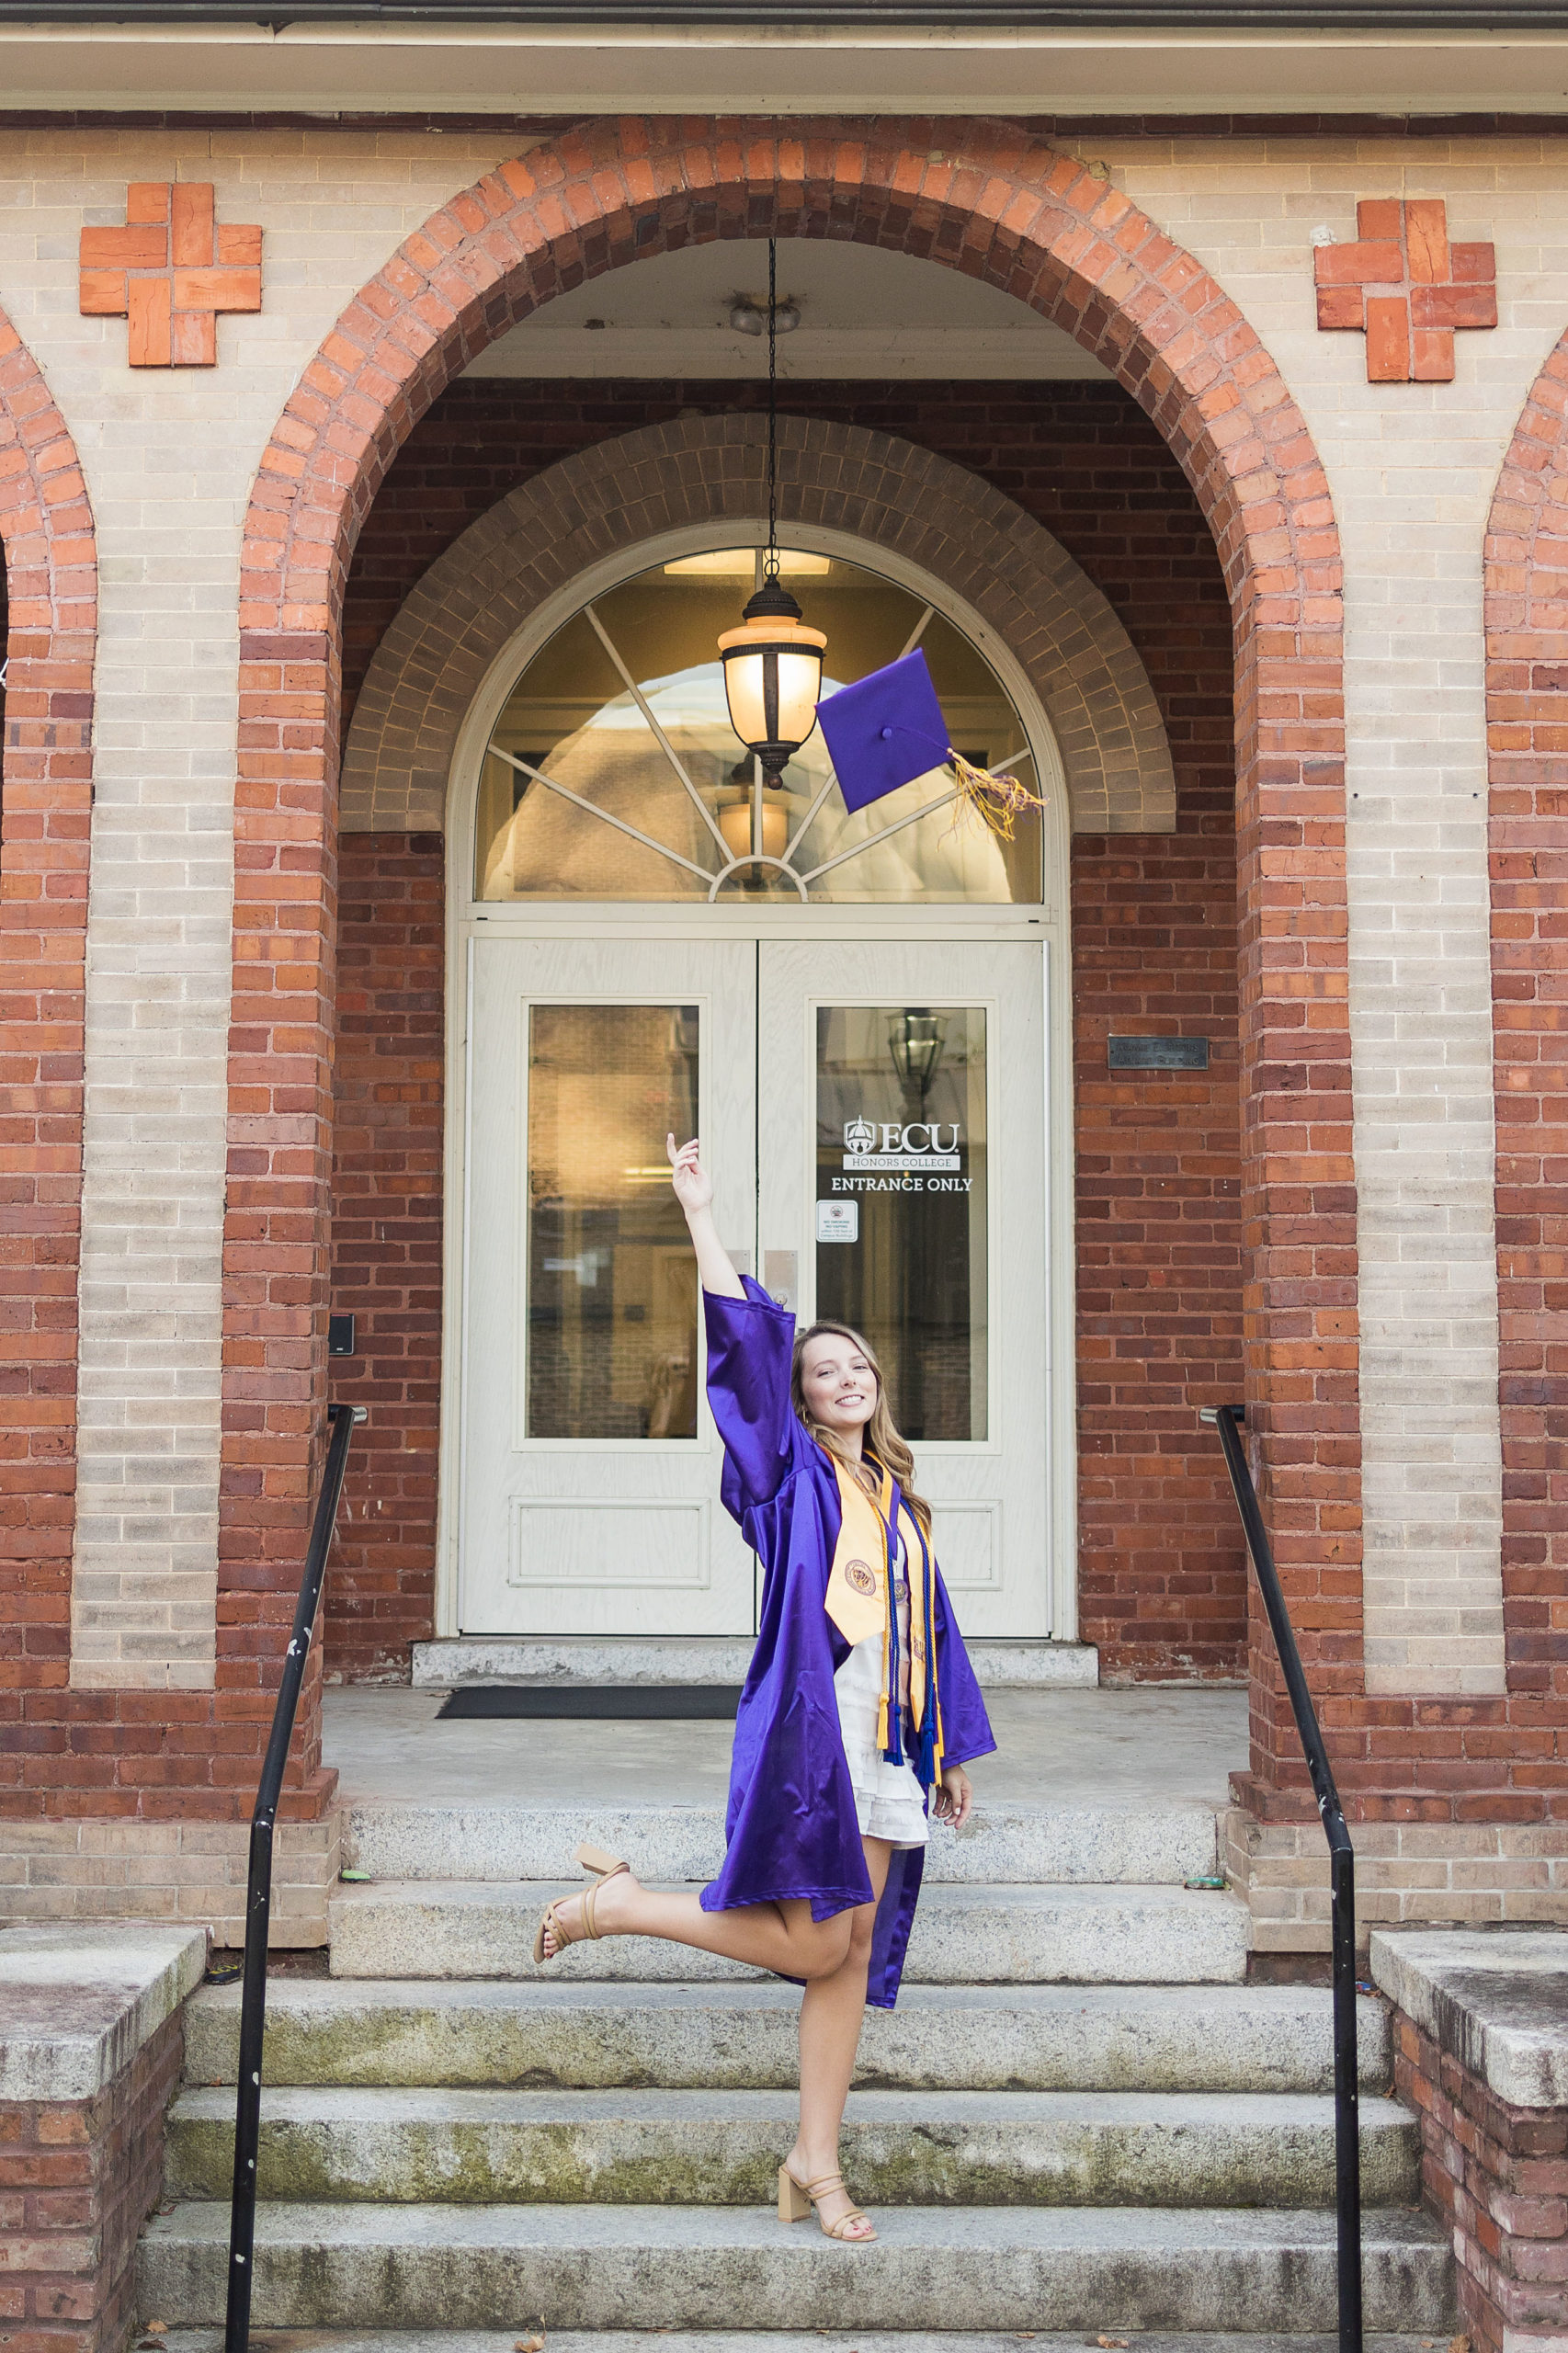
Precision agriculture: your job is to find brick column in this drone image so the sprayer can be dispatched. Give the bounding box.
[0,1927,205,2352]
[1376,1927,1568,2351]
[0,304,97,1781]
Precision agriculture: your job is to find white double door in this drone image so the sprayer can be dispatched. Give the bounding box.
[460,932,1050,1638]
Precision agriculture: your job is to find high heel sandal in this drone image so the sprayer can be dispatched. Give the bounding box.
[532,1841,630,1966]
[777,2162,877,2243]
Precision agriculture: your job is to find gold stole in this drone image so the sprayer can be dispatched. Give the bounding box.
[823,1453,938,1762]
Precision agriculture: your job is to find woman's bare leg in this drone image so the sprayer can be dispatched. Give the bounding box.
[784,1835,892,2240]
[540,1868,853,1982]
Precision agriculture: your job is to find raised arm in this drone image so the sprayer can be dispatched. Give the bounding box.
[669,1134,802,1513]
[666,1133,744,1301]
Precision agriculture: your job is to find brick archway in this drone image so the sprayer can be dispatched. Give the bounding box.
[233,115,1352,1797]
[1483,334,1568,1711]
[0,306,96,1735]
[341,412,1176,839]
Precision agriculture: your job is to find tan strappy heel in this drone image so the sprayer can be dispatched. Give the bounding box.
[777,2162,877,2243]
[532,1841,630,1965]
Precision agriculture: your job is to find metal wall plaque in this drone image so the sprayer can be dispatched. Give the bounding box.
[1108,1035,1210,1071]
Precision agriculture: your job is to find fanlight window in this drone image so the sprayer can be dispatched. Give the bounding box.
[473,546,1042,904]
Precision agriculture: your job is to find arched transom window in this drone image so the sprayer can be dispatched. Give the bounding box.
[473,544,1043,904]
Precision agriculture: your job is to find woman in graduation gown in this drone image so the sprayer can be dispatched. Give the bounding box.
[535,1134,996,2244]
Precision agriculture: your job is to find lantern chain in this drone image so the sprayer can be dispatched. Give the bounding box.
[766,235,778,585]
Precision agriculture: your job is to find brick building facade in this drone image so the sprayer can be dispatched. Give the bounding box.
[0,26,1565,1945]
[326,377,1243,1687]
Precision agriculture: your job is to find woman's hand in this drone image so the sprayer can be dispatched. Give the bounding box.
[667,1133,714,1216]
[666,1135,744,1299]
[932,1763,972,1830]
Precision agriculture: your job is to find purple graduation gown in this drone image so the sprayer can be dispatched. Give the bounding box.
[699,1278,996,2007]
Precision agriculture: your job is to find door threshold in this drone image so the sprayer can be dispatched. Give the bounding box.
[415,1635,1098,1690]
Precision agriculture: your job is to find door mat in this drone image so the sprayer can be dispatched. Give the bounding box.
[437,1684,742,1721]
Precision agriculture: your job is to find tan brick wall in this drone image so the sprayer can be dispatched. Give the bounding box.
[0,1814,341,1946]
[1096,131,1564,1699]
[3,111,1566,1812]
[1227,1807,1568,1953]
[0,125,519,1694]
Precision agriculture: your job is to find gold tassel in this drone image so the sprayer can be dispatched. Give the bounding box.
[946,749,1048,843]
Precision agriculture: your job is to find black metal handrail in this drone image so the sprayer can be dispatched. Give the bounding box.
[225,1400,363,2353]
[1203,1403,1361,2353]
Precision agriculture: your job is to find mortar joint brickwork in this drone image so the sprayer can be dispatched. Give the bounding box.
[231,112,1354,1810]
[1313,197,1496,382]
[326,379,1246,1682]
[1484,325,1568,1733]
[0,299,97,1794]
[0,2008,181,2351]
[78,182,262,368]
[1398,2012,1568,2350]
[340,411,1175,840]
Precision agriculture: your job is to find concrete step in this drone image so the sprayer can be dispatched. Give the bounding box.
[326,1881,1251,1985]
[137,2200,1455,2334]
[154,2336,1449,2353]
[343,1800,1219,1887]
[411,1637,1101,1690]
[185,1978,1391,2096]
[164,2083,1419,2209]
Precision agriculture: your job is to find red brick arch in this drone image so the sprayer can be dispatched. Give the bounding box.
[231,114,1352,1798]
[0,305,96,1724]
[1483,332,1568,1712]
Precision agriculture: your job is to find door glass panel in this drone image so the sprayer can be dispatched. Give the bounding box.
[526,1004,700,1440]
[814,1005,988,1441]
[475,548,1040,905]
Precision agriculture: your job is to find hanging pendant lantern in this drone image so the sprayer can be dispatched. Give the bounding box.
[718,576,826,788]
[718,237,825,788]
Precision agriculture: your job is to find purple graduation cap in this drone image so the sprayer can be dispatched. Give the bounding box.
[815,648,952,815]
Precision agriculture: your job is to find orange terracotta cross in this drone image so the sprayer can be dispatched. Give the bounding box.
[79,182,262,366]
[1313,199,1495,383]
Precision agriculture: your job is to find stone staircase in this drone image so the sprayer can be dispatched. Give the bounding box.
[138,1784,1456,2343]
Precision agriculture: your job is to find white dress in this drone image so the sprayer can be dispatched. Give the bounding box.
[832,1526,930,1849]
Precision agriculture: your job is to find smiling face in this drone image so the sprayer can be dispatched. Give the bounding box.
[798,1329,879,1437]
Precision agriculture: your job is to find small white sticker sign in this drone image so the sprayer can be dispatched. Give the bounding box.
[816,1199,858,1244]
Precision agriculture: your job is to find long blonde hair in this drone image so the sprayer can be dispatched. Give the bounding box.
[790,1321,933,1541]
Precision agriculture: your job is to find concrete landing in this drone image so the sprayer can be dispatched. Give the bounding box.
[323,1685,1247,1819]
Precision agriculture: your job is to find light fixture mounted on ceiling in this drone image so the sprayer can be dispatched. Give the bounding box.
[729,292,801,338]
[717,240,825,795]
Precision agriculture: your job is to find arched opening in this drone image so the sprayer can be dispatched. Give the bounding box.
[439,516,1071,1646]
[471,537,1044,908]
[234,119,1349,1787]
[327,404,1216,1680]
